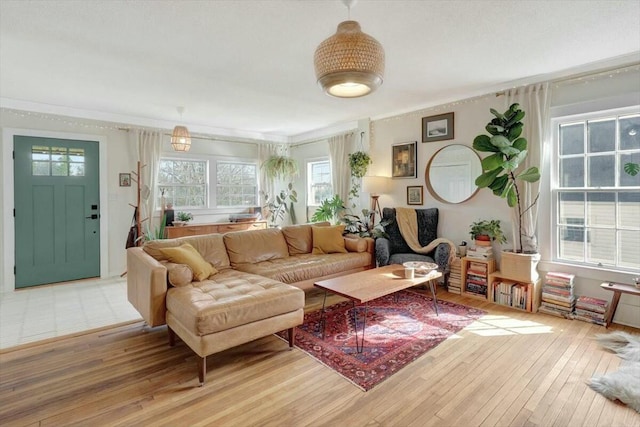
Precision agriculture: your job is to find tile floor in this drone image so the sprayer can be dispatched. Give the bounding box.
[0,277,141,350]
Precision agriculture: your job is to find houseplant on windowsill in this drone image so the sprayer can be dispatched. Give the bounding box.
[173,211,193,227]
[473,103,541,281]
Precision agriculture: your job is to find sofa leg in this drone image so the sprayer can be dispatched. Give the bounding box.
[288,327,295,348]
[197,356,206,386]
[168,326,176,347]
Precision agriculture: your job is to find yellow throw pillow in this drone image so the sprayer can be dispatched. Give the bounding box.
[159,243,217,281]
[312,225,347,254]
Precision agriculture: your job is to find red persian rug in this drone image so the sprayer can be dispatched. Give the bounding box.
[281,290,486,391]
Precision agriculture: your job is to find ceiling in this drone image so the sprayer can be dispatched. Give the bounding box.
[1,0,639,142]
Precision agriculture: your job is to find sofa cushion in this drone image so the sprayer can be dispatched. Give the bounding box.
[233,253,370,284]
[164,262,194,287]
[143,233,231,270]
[312,225,347,254]
[281,222,330,255]
[224,227,289,265]
[344,237,367,253]
[166,269,304,336]
[159,243,217,281]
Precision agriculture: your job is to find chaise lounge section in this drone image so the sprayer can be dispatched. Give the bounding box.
[126,223,374,384]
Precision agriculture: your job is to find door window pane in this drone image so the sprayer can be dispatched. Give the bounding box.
[618,230,640,269]
[558,226,584,261]
[619,192,640,228]
[559,192,584,224]
[620,152,640,187]
[586,228,615,265]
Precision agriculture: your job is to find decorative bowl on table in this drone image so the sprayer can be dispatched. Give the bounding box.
[402,261,438,276]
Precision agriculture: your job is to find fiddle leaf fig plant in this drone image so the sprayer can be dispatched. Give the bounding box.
[473,103,540,253]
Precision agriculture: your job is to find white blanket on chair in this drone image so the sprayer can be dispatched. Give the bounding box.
[395,207,456,265]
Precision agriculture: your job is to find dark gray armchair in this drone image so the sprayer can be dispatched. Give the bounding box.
[375,207,451,273]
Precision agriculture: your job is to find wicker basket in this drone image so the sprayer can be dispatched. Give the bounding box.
[500,251,541,282]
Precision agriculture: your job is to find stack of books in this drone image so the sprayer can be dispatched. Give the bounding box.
[465,261,489,297]
[538,271,575,319]
[466,246,493,260]
[574,296,608,326]
[447,257,462,294]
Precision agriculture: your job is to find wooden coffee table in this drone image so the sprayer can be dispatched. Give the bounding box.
[314,264,442,352]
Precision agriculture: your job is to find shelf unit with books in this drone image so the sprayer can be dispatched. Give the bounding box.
[461,257,496,300]
[487,271,542,313]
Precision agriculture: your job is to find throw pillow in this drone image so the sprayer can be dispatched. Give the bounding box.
[164,262,194,287]
[312,225,347,254]
[159,243,217,281]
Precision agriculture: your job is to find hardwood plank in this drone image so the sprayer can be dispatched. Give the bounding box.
[1,289,638,427]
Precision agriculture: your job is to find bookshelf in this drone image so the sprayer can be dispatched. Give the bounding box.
[488,271,542,313]
[461,257,496,300]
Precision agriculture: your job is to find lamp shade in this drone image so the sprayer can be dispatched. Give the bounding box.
[171,125,191,152]
[314,20,385,98]
[362,176,390,196]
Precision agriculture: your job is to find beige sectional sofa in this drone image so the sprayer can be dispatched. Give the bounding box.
[126,222,374,384]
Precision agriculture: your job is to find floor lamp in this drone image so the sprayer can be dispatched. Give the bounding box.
[362,176,390,229]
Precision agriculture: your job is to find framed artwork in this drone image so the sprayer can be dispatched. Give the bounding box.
[392,141,417,179]
[422,112,454,142]
[407,186,423,205]
[119,173,131,187]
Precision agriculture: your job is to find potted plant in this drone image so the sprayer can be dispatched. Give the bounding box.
[469,220,507,245]
[261,155,299,226]
[347,151,372,206]
[261,183,298,228]
[473,103,541,280]
[173,211,193,226]
[311,194,346,224]
[261,155,299,181]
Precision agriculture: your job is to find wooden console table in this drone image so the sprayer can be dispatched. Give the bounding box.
[165,220,267,238]
[600,282,640,327]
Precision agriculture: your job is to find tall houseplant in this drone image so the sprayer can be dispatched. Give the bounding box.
[261,155,299,227]
[473,103,540,254]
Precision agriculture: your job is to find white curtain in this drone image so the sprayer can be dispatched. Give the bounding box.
[506,82,551,252]
[328,132,355,204]
[136,130,163,229]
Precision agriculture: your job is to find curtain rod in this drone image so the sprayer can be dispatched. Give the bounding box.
[290,130,356,147]
[495,62,640,97]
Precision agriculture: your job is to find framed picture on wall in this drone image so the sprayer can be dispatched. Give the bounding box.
[392,141,417,179]
[422,112,454,142]
[119,173,131,187]
[407,186,423,205]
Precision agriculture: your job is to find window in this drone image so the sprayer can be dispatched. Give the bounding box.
[158,159,207,208]
[216,161,257,207]
[552,109,640,271]
[32,146,85,176]
[307,160,332,205]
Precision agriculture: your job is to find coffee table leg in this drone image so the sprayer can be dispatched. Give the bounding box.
[429,279,439,316]
[319,290,328,339]
[352,302,367,353]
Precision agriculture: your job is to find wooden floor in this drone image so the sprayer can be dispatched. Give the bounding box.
[1,287,639,427]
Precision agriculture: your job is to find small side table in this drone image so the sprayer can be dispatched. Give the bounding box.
[600,282,640,327]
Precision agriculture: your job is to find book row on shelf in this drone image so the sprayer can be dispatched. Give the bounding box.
[447,257,462,294]
[493,281,530,311]
[466,245,493,260]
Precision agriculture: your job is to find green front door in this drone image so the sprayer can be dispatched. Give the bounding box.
[14,136,100,288]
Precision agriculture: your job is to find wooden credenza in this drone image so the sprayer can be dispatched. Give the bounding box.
[165,220,267,238]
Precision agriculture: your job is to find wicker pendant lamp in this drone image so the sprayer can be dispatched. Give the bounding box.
[314,0,385,98]
[171,106,191,152]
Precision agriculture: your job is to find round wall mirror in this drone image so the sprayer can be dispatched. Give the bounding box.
[425,144,482,204]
